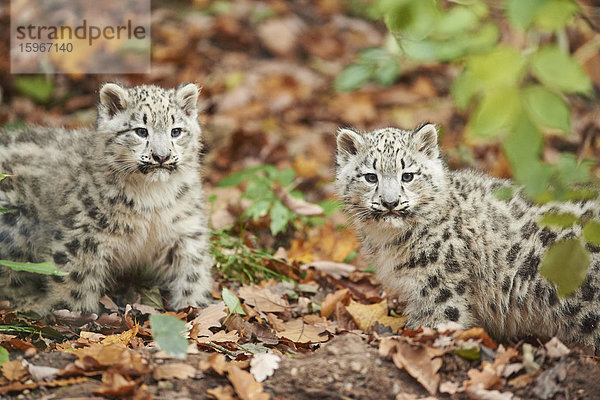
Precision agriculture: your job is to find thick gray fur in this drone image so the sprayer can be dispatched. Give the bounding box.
[336,124,600,352]
[0,83,213,314]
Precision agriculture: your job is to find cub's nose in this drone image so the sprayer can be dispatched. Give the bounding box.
[382,199,399,210]
[152,153,170,164]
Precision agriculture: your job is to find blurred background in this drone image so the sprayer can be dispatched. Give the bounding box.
[0,0,599,206]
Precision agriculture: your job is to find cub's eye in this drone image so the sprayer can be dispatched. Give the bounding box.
[134,128,148,138]
[364,173,378,184]
[171,128,182,138]
[401,173,414,183]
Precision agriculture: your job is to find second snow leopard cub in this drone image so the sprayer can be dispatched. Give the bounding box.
[336,124,600,352]
[0,83,213,314]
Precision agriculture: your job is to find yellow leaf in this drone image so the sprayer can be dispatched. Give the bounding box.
[345,299,406,333]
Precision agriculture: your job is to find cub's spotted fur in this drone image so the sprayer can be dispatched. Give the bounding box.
[336,124,600,352]
[0,83,213,314]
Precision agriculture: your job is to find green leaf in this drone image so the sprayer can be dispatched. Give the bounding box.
[468,47,525,89]
[534,0,579,31]
[15,76,54,104]
[217,171,255,188]
[244,199,273,221]
[555,154,592,185]
[0,346,8,366]
[373,58,400,86]
[453,344,480,361]
[505,0,549,29]
[334,63,374,92]
[468,87,520,138]
[522,85,571,133]
[540,239,590,297]
[318,199,342,216]
[0,206,11,214]
[269,200,292,236]
[0,173,8,181]
[222,287,246,315]
[140,287,165,310]
[503,113,543,167]
[0,260,66,276]
[273,168,296,187]
[343,250,358,263]
[530,45,592,95]
[513,161,553,198]
[583,220,600,247]
[435,5,481,36]
[149,314,188,359]
[538,212,578,228]
[493,186,514,201]
[388,0,440,40]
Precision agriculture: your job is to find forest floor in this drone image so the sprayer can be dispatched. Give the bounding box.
[2,0,600,399]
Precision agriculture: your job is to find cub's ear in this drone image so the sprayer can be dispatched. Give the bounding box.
[99,83,128,117]
[176,83,200,116]
[336,128,363,163]
[413,123,439,158]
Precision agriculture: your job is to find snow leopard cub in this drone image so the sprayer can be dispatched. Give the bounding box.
[0,83,213,314]
[336,124,600,352]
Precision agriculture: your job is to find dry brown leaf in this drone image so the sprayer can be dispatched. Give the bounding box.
[200,353,229,376]
[238,285,288,313]
[102,324,139,346]
[197,330,240,344]
[466,362,502,391]
[73,343,150,375]
[93,371,140,396]
[274,185,323,216]
[228,365,271,400]
[321,288,351,318]
[391,341,442,395]
[458,327,497,350]
[190,302,228,339]
[275,318,328,344]
[153,363,197,380]
[1,360,29,381]
[345,299,405,333]
[207,385,237,400]
[224,314,279,345]
[303,261,356,280]
[545,337,570,358]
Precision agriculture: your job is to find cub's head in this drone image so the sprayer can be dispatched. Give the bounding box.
[97,83,201,182]
[335,124,447,229]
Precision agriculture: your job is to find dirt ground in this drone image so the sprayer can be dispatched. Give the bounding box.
[3,334,599,399]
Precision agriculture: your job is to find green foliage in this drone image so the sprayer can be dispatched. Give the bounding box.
[15,76,54,104]
[212,229,290,283]
[453,344,480,361]
[540,238,589,297]
[218,164,336,236]
[0,260,66,276]
[334,48,400,92]
[149,314,188,359]
[583,220,600,247]
[0,346,8,366]
[222,287,246,316]
[538,212,577,228]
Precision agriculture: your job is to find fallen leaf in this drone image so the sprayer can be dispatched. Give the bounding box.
[52,309,97,326]
[303,261,356,280]
[458,327,497,350]
[274,318,328,344]
[250,353,281,383]
[153,363,197,380]
[207,385,237,400]
[200,353,229,376]
[466,362,502,391]
[439,381,462,394]
[345,299,405,333]
[533,360,568,399]
[274,185,323,216]
[1,360,29,381]
[228,365,270,400]
[321,288,351,318]
[466,384,514,400]
[197,330,240,344]
[544,337,570,358]
[93,371,140,396]
[190,302,228,339]
[79,331,106,343]
[391,340,443,395]
[238,285,289,313]
[102,325,139,346]
[72,343,150,375]
[25,361,59,382]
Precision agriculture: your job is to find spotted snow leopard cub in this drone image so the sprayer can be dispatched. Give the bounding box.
[336,124,600,352]
[0,83,213,314]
